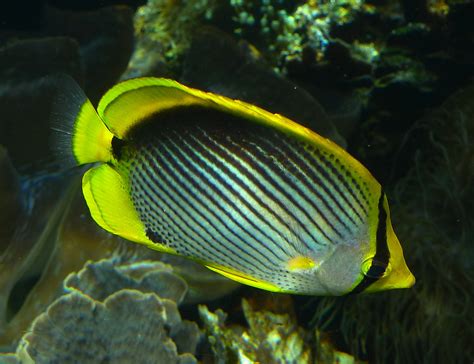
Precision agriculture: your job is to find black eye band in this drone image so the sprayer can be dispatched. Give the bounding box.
[364,260,388,279]
[350,190,390,294]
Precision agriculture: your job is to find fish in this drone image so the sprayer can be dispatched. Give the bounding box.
[51,75,415,296]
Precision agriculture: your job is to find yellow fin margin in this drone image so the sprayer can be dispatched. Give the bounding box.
[82,164,175,254]
[205,263,283,292]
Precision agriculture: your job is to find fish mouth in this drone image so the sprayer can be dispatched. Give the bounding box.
[362,261,416,293]
[385,265,416,291]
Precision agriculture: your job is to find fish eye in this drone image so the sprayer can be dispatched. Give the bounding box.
[361,258,391,279]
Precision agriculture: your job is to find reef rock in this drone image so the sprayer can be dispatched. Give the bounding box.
[0,146,22,247]
[0,37,82,165]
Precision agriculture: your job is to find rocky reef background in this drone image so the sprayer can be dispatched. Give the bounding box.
[0,0,473,363]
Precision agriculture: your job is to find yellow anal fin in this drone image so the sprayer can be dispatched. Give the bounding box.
[82,164,175,254]
[204,264,282,293]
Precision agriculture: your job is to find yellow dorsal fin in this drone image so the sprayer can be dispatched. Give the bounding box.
[97,78,204,138]
[82,163,175,254]
[97,78,321,143]
[96,77,374,181]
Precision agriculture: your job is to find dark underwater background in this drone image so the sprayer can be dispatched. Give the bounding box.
[0,0,473,363]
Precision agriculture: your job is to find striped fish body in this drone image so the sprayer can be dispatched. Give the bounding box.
[53,76,415,295]
[119,107,375,295]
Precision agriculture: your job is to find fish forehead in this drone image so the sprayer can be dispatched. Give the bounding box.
[122,109,375,293]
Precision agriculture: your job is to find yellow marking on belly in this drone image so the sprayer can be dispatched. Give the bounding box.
[287,256,316,271]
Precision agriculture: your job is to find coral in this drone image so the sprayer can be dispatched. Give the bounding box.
[229,0,375,70]
[200,299,312,363]
[64,241,240,307]
[127,0,376,77]
[14,290,199,363]
[199,295,359,363]
[125,0,218,78]
[428,0,450,16]
[2,246,203,362]
[0,175,238,350]
[64,259,188,303]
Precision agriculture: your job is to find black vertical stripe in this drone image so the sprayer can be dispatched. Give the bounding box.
[350,191,389,294]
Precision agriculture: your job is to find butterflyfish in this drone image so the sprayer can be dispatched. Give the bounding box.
[52,76,415,295]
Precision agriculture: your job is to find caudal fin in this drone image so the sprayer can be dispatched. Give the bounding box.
[49,74,114,167]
